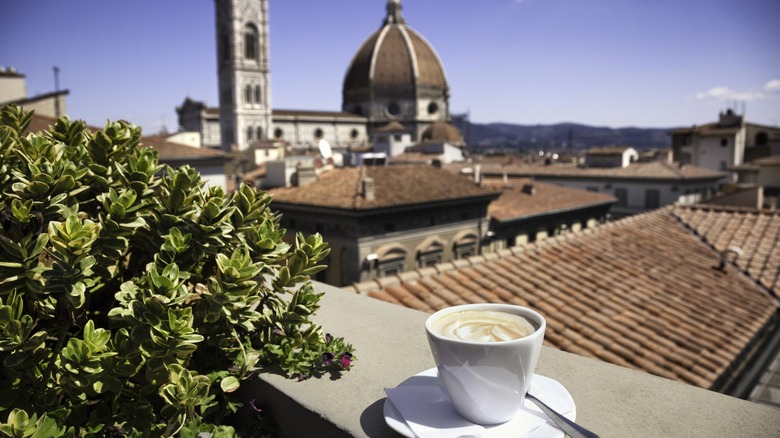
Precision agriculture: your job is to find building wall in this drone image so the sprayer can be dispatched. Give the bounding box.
[275,201,491,286]
[273,117,368,149]
[0,73,26,102]
[693,136,739,171]
[525,176,722,217]
[166,131,202,147]
[758,164,780,188]
[202,116,222,148]
[373,132,413,157]
[22,94,67,118]
[491,204,612,249]
[198,165,229,190]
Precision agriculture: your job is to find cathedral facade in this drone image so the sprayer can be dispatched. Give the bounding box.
[178,0,454,154]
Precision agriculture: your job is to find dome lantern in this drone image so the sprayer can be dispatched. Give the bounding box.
[384,0,405,25]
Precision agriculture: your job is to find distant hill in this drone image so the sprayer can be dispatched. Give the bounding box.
[457,121,675,152]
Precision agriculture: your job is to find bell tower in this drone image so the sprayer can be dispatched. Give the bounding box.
[214,0,272,151]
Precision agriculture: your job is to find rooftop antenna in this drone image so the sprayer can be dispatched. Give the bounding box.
[52,66,61,117]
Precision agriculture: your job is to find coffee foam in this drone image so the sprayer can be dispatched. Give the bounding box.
[431,310,535,342]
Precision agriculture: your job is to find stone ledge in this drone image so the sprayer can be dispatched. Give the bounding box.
[242,282,780,437]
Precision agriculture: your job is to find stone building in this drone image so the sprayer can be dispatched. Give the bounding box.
[0,67,68,119]
[451,158,726,218]
[671,109,780,174]
[269,165,500,286]
[178,0,457,156]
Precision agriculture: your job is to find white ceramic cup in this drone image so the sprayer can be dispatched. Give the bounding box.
[425,303,546,425]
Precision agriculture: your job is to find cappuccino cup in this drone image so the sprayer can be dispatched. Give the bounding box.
[425,304,546,425]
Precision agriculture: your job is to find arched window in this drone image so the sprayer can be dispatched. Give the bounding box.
[256,127,263,140]
[416,238,444,268]
[254,85,262,104]
[453,233,478,260]
[244,24,258,60]
[246,126,254,142]
[244,85,252,104]
[373,245,407,278]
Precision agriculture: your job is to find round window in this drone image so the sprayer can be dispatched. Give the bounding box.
[314,128,324,139]
[387,102,401,117]
[428,102,439,115]
[350,129,359,139]
[274,128,283,139]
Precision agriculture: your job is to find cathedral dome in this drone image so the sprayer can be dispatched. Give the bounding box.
[342,0,449,128]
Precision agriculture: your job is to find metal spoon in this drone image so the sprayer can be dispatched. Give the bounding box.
[525,392,599,438]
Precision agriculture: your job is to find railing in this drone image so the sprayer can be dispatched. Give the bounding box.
[240,282,780,437]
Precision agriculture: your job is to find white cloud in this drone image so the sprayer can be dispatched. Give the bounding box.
[764,79,780,94]
[694,86,765,102]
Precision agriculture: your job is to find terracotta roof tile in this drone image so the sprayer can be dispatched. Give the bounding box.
[484,178,616,221]
[347,206,780,389]
[672,205,780,292]
[270,165,500,211]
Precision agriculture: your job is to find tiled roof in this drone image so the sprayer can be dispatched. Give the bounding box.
[269,165,500,211]
[673,205,780,293]
[447,160,726,181]
[141,135,227,160]
[389,151,435,164]
[344,205,779,388]
[486,178,616,222]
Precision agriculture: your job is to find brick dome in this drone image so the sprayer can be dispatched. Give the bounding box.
[342,0,449,119]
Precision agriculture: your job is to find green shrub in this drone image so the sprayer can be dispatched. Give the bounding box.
[0,106,353,436]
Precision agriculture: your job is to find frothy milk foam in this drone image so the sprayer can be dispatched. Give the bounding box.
[431,310,535,342]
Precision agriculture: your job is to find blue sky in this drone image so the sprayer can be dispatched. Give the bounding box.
[2,0,779,134]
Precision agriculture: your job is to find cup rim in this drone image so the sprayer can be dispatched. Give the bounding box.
[425,303,546,345]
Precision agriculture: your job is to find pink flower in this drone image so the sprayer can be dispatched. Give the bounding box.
[339,352,353,368]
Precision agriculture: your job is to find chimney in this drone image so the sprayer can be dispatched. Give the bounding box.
[294,163,316,187]
[362,177,375,201]
[522,183,536,195]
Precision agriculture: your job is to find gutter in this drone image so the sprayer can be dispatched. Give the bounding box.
[720,309,780,399]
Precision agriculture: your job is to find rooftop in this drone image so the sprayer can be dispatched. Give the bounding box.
[269,165,500,211]
[448,160,726,181]
[674,204,780,292]
[345,205,780,391]
[140,134,227,161]
[485,178,616,222]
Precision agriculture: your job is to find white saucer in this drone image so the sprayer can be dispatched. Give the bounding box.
[384,367,575,438]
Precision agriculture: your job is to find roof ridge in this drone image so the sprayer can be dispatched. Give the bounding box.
[684,203,778,216]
